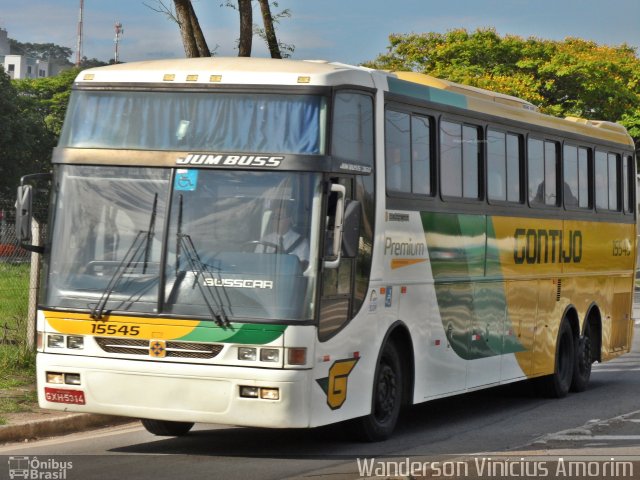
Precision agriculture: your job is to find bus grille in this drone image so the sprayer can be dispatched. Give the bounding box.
[94,337,223,359]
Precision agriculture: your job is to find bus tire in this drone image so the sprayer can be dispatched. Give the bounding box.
[570,324,592,392]
[140,419,194,436]
[539,319,575,398]
[349,341,403,442]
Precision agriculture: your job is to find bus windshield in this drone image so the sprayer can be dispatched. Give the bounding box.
[45,165,321,322]
[59,90,327,154]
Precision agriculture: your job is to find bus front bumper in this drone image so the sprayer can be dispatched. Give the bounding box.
[37,353,313,428]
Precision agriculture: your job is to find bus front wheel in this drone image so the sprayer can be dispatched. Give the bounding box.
[141,419,194,436]
[349,341,403,442]
[539,319,575,398]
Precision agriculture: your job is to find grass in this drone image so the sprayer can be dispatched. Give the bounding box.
[0,261,38,422]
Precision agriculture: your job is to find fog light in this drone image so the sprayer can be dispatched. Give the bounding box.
[238,347,257,361]
[260,388,280,400]
[260,348,279,362]
[46,372,65,384]
[287,347,307,365]
[47,335,65,348]
[240,386,259,398]
[67,336,84,350]
[65,373,81,385]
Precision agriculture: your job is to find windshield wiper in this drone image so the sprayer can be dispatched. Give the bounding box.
[177,233,229,328]
[90,193,158,320]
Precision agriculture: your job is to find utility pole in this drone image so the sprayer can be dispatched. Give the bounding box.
[75,0,84,66]
[114,21,124,63]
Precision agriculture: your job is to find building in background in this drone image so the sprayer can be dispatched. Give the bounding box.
[0,27,50,79]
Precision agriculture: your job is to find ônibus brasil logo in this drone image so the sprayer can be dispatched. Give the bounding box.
[8,456,73,479]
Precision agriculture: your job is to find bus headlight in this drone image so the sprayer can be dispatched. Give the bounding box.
[239,386,259,398]
[260,348,279,362]
[66,336,84,350]
[239,386,280,400]
[238,347,257,361]
[47,335,65,348]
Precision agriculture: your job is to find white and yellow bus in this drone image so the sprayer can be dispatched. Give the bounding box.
[17,58,636,441]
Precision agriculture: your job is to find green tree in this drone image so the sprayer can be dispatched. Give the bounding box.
[364,28,640,150]
[0,67,79,195]
[15,68,79,136]
[8,39,74,67]
[0,66,49,195]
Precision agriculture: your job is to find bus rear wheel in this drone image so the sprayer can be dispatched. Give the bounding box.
[571,324,592,392]
[349,341,403,442]
[539,319,574,398]
[141,419,194,436]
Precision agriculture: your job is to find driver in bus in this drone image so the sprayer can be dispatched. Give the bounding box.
[255,201,309,265]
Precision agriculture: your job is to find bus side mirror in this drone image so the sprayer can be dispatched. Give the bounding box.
[15,185,33,244]
[15,172,49,254]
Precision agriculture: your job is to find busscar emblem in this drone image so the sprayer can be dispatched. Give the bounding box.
[149,340,167,358]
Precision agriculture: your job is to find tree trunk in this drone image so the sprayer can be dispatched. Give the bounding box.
[174,0,210,57]
[237,0,252,57]
[257,0,281,59]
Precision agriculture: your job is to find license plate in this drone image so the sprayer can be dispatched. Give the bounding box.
[44,387,86,405]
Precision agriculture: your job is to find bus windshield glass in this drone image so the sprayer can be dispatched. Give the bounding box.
[45,165,321,322]
[59,90,327,154]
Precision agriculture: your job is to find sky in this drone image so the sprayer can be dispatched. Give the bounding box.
[0,0,639,65]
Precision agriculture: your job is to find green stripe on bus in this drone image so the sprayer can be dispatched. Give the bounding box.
[421,212,525,360]
[178,322,287,344]
[387,77,468,109]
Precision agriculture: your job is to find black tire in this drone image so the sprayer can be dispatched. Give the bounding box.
[140,419,194,436]
[539,319,575,398]
[349,341,403,442]
[570,324,592,392]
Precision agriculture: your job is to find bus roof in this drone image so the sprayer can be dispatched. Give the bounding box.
[75,57,377,89]
[76,57,634,148]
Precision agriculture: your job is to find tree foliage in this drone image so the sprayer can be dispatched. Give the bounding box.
[8,39,73,67]
[0,67,79,195]
[364,28,640,150]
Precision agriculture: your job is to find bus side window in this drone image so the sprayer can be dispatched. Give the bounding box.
[563,144,579,208]
[595,150,621,212]
[332,91,374,168]
[528,138,558,206]
[384,109,433,196]
[385,110,411,192]
[623,155,634,213]
[440,120,480,199]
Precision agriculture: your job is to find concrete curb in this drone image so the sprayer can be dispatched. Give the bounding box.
[0,414,134,444]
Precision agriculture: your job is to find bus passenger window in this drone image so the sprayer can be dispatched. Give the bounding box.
[488,130,522,203]
[411,115,431,195]
[578,147,590,208]
[624,155,634,213]
[488,130,506,201]
[608,153,620,211]
[528,138,558,206]
[563,145,579,207]
[506,133,521,202]
[441,121,480,199]
[595,150,620,211]
[595,150,608,210]
[385,110,411,192]
[385,109,434,196]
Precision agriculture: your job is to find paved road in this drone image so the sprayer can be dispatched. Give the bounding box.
[1,326,639,480]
